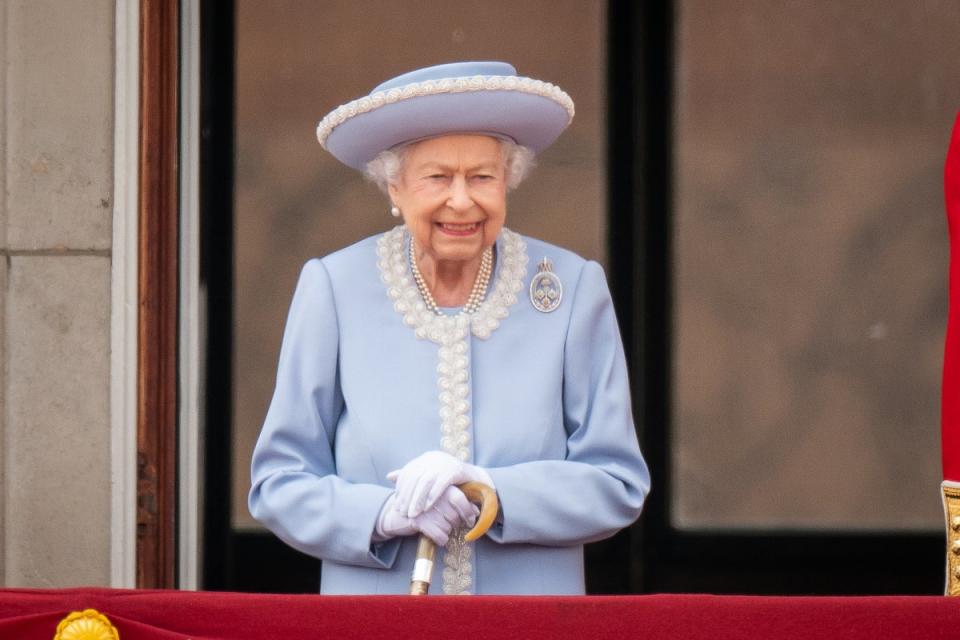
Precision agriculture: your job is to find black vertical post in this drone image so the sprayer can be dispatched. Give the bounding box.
[200,0,236,590]
[605,0,674,593]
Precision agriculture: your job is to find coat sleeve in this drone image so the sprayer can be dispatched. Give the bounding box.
[248,259,400,568]
[485,260,650,546]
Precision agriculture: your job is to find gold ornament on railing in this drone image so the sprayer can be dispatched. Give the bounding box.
[944,483,960,596]
[54,609,120,640]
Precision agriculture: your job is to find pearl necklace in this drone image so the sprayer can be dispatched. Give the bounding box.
[408,238,493,316]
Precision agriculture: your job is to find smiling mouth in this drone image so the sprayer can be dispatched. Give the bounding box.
[436,222,481,235]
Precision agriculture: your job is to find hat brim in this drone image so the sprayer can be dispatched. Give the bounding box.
[324,90,571,171]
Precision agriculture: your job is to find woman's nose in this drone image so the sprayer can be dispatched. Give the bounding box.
[446,176,473,211]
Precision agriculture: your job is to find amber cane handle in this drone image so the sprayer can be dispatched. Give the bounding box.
[408,481,499,595]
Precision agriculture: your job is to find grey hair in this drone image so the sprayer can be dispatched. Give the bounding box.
[364,138,536,194]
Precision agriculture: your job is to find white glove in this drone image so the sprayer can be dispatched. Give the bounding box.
[387,450,495,518]
[374,486,479,547]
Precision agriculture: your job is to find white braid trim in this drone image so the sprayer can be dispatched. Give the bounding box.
[376,226,527,594]
[317,75,575,148]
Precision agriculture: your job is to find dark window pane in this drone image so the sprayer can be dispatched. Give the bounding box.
[673,1,960,530]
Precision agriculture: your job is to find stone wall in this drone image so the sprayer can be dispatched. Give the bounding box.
[0,0,114,586]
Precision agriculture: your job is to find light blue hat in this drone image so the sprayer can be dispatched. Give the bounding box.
[316,61,575,170]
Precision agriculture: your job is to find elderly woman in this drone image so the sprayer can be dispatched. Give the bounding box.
[248,61,649,595]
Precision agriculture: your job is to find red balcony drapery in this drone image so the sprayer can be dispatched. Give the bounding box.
[943,112,960,481]
[2,588,960,640]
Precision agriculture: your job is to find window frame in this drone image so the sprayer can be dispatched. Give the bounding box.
[195,0,943,594]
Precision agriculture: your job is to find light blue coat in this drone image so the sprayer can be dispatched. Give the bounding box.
[248,228,650,594]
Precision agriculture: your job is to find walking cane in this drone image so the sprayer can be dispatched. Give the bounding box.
[409,481,498,595]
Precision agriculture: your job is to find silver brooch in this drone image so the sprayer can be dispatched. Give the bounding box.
[529,257,562,313]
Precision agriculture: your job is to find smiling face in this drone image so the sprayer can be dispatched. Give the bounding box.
[388,134,507,266]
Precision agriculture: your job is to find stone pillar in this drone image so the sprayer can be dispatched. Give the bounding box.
[1,0,115,587]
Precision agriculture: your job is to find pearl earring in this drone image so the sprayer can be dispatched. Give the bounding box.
[391,205,401,217]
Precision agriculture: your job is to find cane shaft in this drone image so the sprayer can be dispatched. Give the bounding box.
[409,536,436,596]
